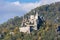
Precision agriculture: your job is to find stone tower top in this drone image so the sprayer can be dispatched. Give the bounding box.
[35,12,38,19]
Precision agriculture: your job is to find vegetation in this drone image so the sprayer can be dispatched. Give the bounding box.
[0,2,60,40]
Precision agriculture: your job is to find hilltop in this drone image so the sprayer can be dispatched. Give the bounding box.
[0,2,60,40]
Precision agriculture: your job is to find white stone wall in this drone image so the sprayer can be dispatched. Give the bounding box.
[19,27,30,33]
[30,15,34,20]
[20,13,39,33]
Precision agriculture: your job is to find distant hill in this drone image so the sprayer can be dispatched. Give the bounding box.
[0,2,60,40]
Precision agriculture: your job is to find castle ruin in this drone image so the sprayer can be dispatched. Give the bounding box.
[19,11,44,33]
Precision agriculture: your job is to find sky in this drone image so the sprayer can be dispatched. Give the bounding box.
[0,0,60,24]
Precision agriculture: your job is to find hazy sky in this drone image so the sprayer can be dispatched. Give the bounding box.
[0,0,60,24]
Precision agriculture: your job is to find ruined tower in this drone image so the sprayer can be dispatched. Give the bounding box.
[33,12,39,30]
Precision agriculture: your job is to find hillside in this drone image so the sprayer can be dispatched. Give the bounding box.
[26,2,60,24]
[0,2,60,40]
